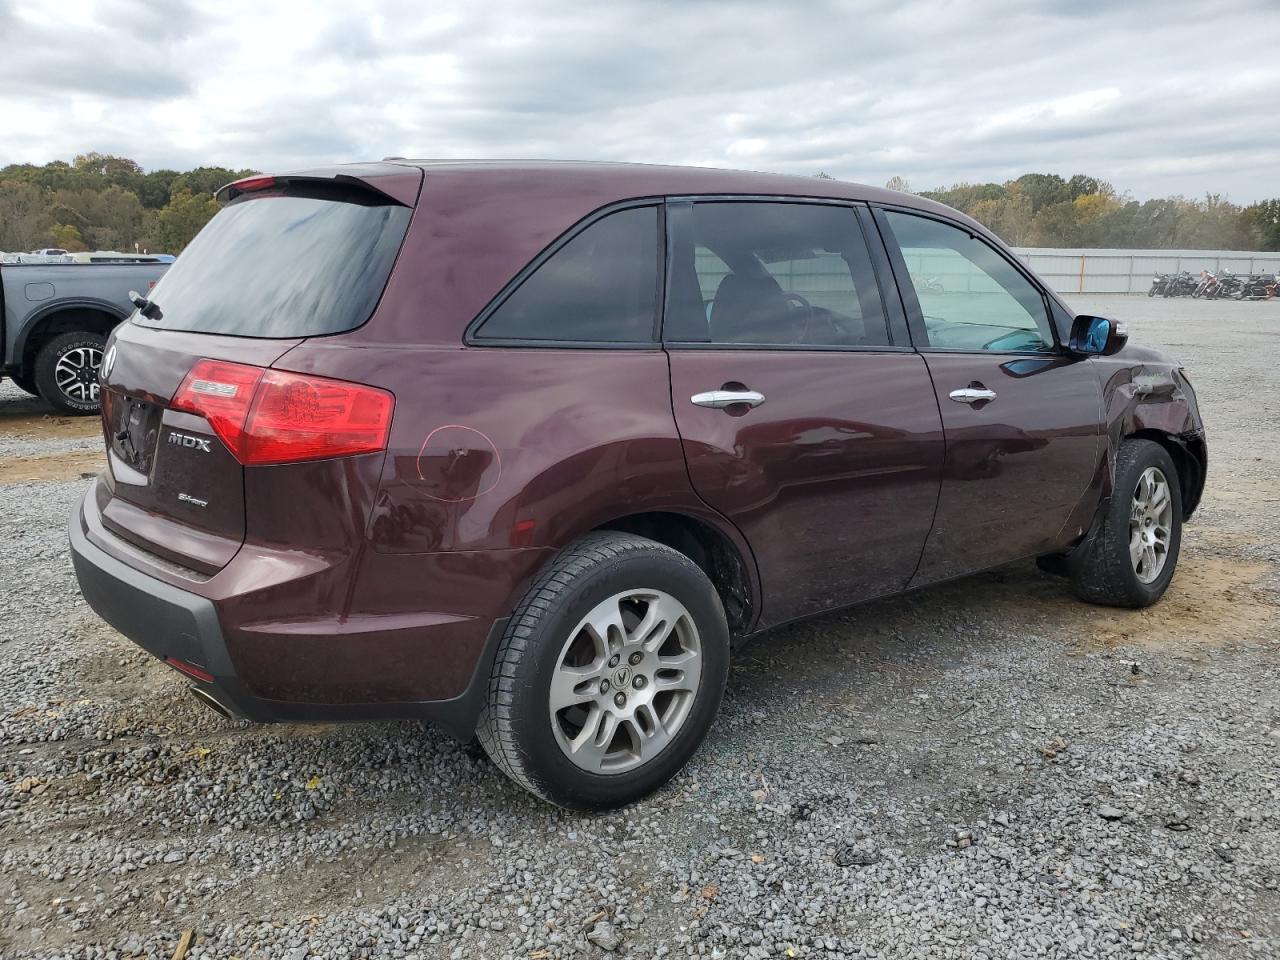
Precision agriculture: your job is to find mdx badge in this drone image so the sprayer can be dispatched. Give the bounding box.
[168,431,211,452]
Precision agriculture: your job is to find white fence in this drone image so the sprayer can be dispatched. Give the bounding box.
[1010,247,1280,295]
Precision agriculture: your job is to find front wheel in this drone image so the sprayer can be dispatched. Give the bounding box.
[1071,439,1183,608]
[477,532,729,809]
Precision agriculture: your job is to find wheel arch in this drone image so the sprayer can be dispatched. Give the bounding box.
[1126,428,1205,520]
[590,510,759,640]
[18,301,125,376]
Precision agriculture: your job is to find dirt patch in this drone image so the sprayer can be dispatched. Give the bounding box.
[0,407,101,441]
[1207,474,1280,507]
[1068,551,1274,650]
[0,450,103,483]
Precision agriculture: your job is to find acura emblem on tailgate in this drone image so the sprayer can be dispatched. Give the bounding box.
[168,431,211,452]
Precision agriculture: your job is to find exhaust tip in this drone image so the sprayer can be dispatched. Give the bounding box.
[189,685,233,720]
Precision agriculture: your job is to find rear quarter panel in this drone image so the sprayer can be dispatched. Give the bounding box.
[273,342,712,553]
[269,341,758,653]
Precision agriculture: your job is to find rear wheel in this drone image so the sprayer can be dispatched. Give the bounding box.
[33,332,106,415]
[1071,439,1182,608]
[477,532,729,809]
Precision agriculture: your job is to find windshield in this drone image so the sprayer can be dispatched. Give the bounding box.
[134,184,411,338]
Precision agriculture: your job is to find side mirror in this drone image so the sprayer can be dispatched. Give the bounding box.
[1069,315,1128,356]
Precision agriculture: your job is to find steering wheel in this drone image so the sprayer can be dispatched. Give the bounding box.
[782,293,816,341]
[783,292,848,344]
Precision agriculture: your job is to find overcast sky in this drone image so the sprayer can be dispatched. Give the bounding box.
[2,0,1278,202]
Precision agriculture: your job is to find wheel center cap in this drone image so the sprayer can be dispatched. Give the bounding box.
[612,666,632,689]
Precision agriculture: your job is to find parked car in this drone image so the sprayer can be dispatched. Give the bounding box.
[67,251,174,264]
[69,162,1207,809]
[1,259,170,412]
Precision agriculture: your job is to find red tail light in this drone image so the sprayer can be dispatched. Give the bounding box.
[172,359,394,465]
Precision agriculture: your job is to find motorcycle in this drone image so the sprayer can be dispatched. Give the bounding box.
[1152,271,1192,297]
[1236,273,1279,300]
[1191,271,1217,298]
[1166,271,1197,297]
[1213,270,1244,299]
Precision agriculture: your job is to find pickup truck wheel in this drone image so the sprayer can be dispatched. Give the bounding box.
[33,332,106,415]
[1071,439,1183,608]
[477,532,729,810]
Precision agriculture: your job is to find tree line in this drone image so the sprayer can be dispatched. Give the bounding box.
[0,153,255,254]
[3,155,1278,254]
[886,173,1280,251]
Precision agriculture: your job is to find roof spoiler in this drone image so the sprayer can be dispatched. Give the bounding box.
[216,168,422,206]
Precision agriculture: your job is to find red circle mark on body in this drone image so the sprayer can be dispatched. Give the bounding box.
[414,424,502,502]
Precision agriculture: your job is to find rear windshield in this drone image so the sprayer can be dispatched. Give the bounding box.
[134,183,412,338]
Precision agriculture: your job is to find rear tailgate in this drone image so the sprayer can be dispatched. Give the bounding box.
[94,168,419,575]
[99,326,300,574]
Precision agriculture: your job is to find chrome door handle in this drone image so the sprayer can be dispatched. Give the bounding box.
[691,389,766,409]
[949,387,997,404]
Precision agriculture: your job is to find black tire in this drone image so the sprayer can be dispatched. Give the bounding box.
[1070,439,1183,608]
[33,331,106,415]
[477,532,730,810]
[7,371,39,396]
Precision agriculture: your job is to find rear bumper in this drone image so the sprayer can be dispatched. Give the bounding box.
[68,488,507,739]
[69,499,269,721]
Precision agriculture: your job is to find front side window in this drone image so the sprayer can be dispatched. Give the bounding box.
[883,210,1055,352]
[475,205,658,343]
[667,202,891,348]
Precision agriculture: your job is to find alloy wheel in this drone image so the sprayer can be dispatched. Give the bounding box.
[549,589,702,774]
[1129,466,1173,584]
[54,346,103,404]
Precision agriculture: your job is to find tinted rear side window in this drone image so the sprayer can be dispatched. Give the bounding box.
[134,185,411,338]
[665,201,891,348]
[475,205,659,343]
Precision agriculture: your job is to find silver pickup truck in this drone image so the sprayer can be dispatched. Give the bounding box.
[0,260,170,413]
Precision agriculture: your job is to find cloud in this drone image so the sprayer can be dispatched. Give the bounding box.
[0,0,201,99]
[0,0,1277,201]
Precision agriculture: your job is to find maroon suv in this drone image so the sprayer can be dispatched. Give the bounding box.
[69,161,1206,808]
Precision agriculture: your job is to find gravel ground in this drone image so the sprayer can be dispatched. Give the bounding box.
[1,295,1278,960]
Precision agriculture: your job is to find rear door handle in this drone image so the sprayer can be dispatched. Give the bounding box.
[691,389,766,409]
[949,387,997,404]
